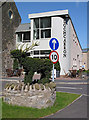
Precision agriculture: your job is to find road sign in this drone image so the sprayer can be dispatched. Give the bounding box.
[49,51,59,64]
[49,38,59,50]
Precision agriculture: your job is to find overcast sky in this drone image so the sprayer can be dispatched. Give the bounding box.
[15,2,87,49]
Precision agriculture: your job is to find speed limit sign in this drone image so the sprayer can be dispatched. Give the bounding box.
[49,51,59,64]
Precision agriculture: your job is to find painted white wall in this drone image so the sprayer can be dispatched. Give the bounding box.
[52,17,71,75]
[69,19,82,70]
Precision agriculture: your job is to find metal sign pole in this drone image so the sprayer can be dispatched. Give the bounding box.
[52,64,54,82]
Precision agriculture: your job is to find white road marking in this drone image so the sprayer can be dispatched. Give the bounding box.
[56,87,82,90]
[56,82,88,85]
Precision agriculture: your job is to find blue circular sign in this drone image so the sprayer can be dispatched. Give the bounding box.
[49,38,59,50]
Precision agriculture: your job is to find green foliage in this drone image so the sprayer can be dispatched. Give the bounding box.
[24,71,34,84]
[55,62,60,71]
[22,57,52,84]
[11,49,27,59]
[11,50,27,67]
[38,78,50,85]
[13,59,19,70]
[11,49,60,84]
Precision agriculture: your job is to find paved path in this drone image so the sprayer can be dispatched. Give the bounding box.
[45,95,87,118]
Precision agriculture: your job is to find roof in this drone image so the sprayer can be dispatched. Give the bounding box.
[28,9,68,19]
[15,23,31,33]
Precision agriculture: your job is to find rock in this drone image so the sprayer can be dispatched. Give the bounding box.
[35,83,40,90]
[3,83,56,109]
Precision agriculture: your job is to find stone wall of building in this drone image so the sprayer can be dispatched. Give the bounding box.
[3,82,56,109]
[2,1,21,76]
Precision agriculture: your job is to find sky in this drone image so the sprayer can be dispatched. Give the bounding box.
[15,2,87,49]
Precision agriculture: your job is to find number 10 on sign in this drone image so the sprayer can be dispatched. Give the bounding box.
[49,51,59,82]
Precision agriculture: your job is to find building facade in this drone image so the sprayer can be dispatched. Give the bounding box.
[0,1,21,76]
[16,10,82,75]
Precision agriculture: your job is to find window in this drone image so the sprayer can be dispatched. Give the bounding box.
[23,32,30,40]
[41,29,51,38]
[40,17,51,28]
[33,17,51,39]
[34,51,39,55]
[17,33,22,42]
[33,18,39,28]
[8,10,13,19]
[40,50,51,55]
[26,52,30,56]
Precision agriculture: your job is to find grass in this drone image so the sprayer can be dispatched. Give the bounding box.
[2,92,80,118]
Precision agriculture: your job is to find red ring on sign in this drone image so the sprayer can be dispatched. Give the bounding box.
[49,51,59,64]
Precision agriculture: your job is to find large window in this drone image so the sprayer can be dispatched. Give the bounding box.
[40,17,51,28]
[33,17,51,40]
[33,18,39,28]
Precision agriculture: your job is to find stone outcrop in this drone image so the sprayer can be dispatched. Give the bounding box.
[3,82,56,109]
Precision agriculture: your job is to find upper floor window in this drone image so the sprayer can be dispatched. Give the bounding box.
[40,17,51,28]
[33,18,39,28]
[33,17,51,40]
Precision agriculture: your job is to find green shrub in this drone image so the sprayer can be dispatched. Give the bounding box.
[38,78,50,85]
[11,49,53,84]
[55,62,60,72]
[24,71,33,84]
[13,59,19,70]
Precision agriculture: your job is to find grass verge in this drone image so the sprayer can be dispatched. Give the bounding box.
[2,92,80,118]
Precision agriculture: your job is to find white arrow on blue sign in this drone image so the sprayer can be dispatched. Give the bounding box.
[49,38,59,50]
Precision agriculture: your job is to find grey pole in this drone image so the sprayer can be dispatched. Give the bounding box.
[52,64,54,82]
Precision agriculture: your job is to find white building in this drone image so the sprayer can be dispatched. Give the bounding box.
[16,10,82,75]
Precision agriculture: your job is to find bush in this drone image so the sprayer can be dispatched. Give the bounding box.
[24,71,33,84]
[13,59,19,70]
[11,49,54,84]
[54,62,60,72]
[38,78,50,85]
